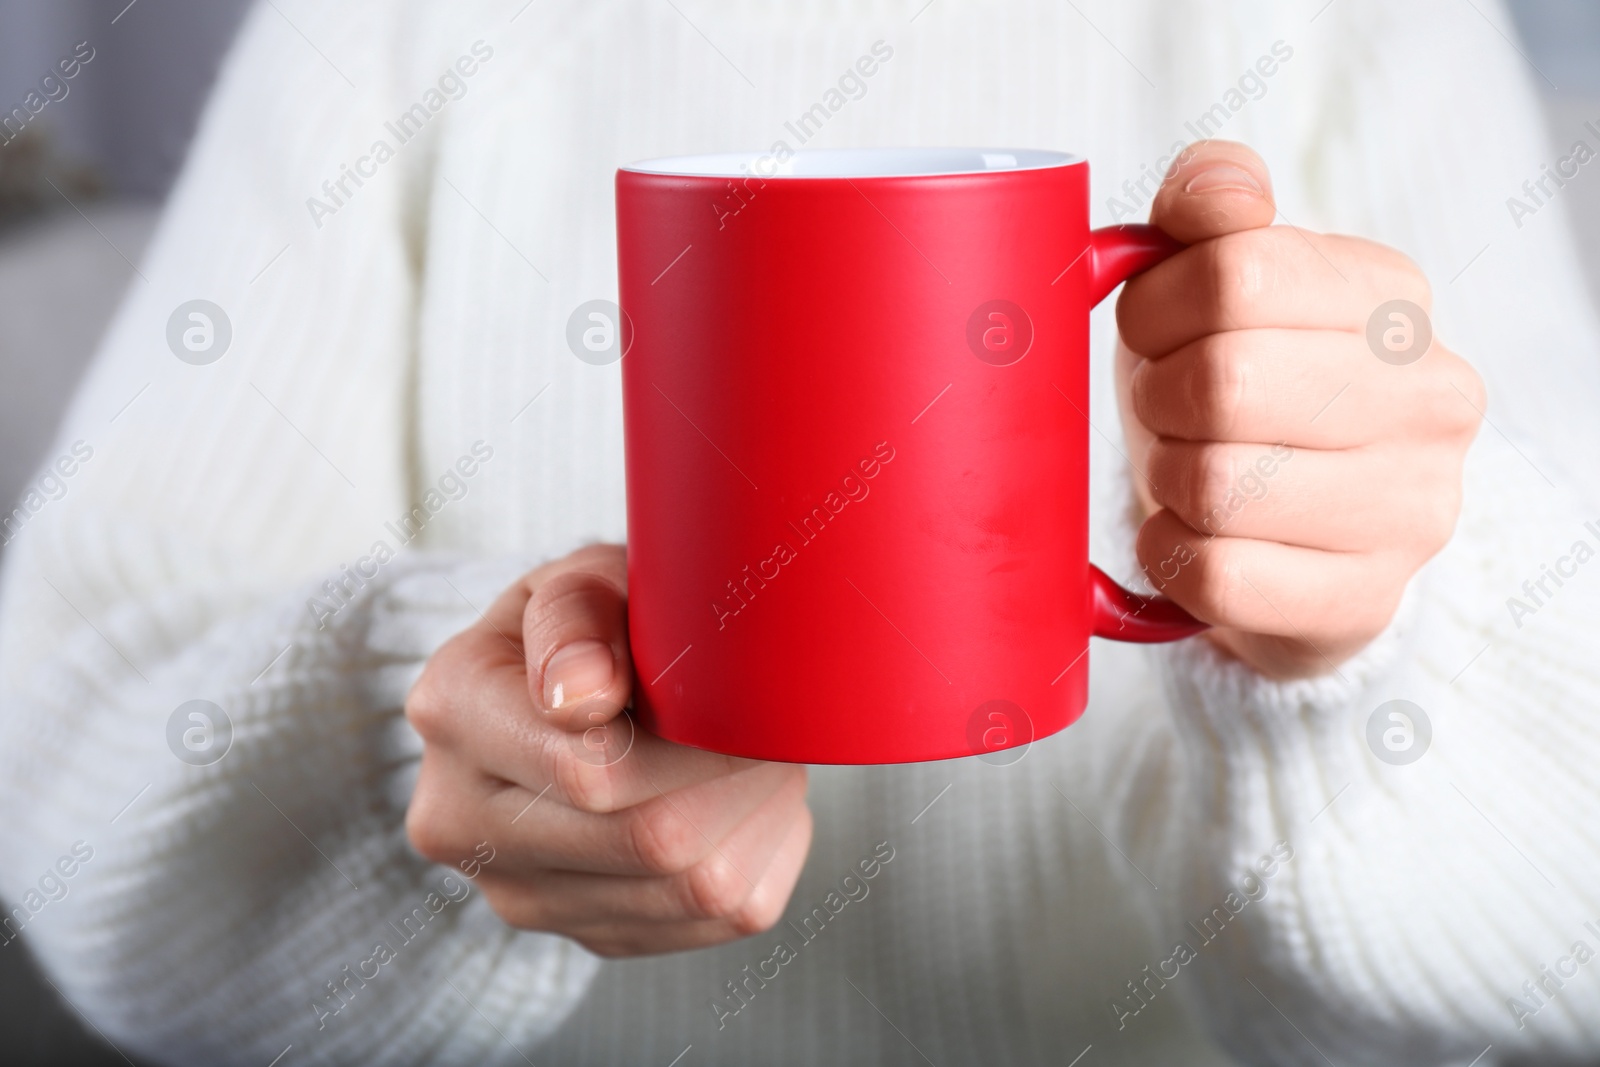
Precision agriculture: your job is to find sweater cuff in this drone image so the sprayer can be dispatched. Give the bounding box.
[1145,577,1422,820]
[1093,446,1422,809]
[0,548,602,1066]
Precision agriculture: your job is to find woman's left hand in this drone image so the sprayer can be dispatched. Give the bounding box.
[1116,140,1485,679]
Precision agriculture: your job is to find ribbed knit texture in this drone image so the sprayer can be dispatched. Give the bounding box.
[1,1,1598,1064]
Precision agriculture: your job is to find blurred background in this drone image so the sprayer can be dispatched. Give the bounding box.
[0,0,1595,1061]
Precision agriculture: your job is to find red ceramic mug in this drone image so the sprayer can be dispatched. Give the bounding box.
[616,147,1205,765]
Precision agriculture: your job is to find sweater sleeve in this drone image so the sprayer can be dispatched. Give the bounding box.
[0,3,597,1064]
[1100,3,1600,1064]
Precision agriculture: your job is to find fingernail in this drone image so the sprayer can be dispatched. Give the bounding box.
[1185,164,1264,196]
[543,639,614,709]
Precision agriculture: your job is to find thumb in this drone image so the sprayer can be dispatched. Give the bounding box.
[523,546,634,732]
[1148,140,1276,244]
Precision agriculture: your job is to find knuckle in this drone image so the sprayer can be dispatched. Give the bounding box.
[1136,512,1201,596]
[1134,514,1175,579]
[1203,232,1269,330]
[1150,443,1212,529]
[1187,539,1242,624]
[404,785,456,865]
[628,802,701,876]
[1446,362,1488,435]
[1418,354,1483,441]
[527,570,625,633]
[730,888,786,938]
[403,665,454,745]
[1186,445,1240,531]
[1422,482,1464,553]
[580,939,629,960]
[1379,241,1433,309]
[1152,443,1191,519]
[1193,335,1248,436]
[480,883,548,932]
[1412,263,1434,312]
[1127,358,1162,425]
[684,856,753,921]
[552,747,615,814]
[1352,579,1406,642]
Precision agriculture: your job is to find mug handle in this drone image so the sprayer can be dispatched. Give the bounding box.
[1083,223,1209,643]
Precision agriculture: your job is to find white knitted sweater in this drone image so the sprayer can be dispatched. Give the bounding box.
[3,1,1599,1064]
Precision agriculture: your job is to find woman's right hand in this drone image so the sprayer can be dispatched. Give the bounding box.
[404,544,813,957]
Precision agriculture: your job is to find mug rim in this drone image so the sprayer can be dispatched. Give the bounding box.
[620,146,1081,179]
